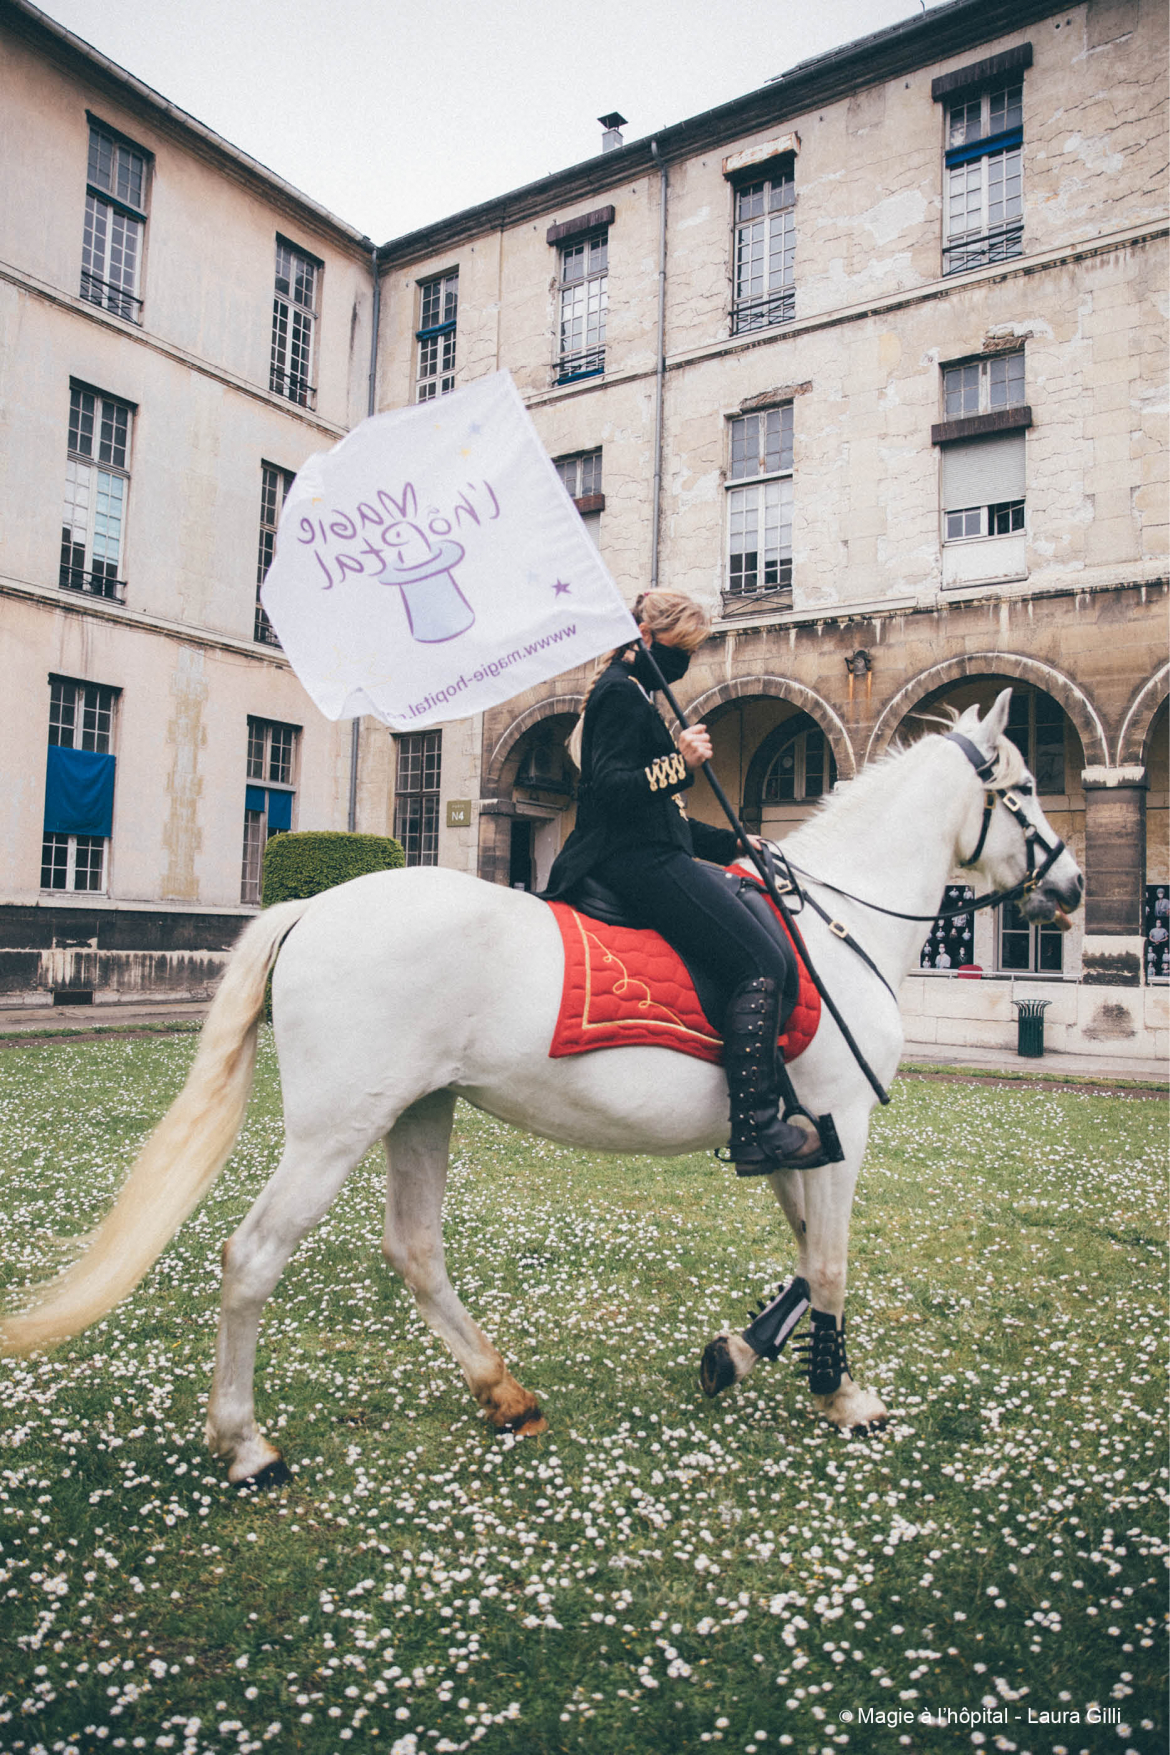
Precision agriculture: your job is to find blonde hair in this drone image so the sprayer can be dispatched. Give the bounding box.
[566,590,711,770]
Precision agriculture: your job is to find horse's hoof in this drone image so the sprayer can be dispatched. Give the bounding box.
[500,1409,547,1439]
[233,1457,292,1491]
[497,1401,546,1438]
[699,1336,737,1398]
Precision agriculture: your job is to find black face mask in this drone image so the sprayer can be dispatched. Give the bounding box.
[632,640,691,690]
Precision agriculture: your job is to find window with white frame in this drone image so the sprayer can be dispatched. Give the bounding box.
[241,717,298,904]
[42,677,118,893]
[270,239,317,407]
[732,165,795,334]
[726,405,793,603]
[393,731,442,867]
[554,450,603,503]
[558,232,608,383]
[1000,896,1063,974]
[943,352,1025,419]
[763,722,831,804]
[60,384,132,602]
[415,270,458,401]
[942,82,1024,274]
[556,449,604,547]
[81,120,148,321]
[255,464,295,645]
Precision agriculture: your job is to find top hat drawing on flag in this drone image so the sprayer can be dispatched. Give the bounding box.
[371,518,475,643]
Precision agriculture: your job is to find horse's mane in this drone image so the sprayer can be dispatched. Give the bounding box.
[781,719,1029,863]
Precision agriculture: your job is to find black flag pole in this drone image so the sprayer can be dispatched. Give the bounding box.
[637,640,891,1107]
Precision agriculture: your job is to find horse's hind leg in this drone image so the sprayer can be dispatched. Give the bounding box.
[383,1091,546,1437]
[206,1133,369,1484]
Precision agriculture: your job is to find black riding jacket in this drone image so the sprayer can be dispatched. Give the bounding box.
[544,660,739,898]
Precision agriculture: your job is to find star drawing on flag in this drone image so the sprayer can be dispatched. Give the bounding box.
[552,578,571,596]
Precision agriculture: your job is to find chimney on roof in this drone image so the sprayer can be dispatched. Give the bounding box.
[598,112,627,153]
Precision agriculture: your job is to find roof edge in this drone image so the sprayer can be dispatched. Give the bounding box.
[376,0,1066,266]
[2,0,375,253]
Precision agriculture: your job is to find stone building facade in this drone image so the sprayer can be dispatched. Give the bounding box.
[369,0,1167,1062]
[2,0,1166,1061]
[0,0,374,1003]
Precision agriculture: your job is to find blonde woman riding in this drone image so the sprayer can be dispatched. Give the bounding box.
[545,589,821,1173]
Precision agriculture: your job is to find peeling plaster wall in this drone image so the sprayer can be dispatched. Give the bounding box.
[0,25,374,429]
[657,242,1166,622]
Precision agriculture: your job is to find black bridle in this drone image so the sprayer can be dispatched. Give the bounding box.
[775,732,1070,930]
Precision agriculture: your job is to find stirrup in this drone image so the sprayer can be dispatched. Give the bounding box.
[718,1108,844,1175]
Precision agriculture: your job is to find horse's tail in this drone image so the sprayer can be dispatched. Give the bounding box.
[1,897,314,1355]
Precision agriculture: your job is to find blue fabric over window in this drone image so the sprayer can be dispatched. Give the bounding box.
[245,784,266,814]
[267,789,292,832]
[945,125,1023,168]
[43,746,116,837]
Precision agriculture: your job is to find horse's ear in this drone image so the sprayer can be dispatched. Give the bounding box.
[980,688,1013,749]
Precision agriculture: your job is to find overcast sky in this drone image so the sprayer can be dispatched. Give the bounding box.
[36,0,948,241]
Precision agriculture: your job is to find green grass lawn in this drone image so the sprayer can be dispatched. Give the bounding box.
[0,1032,1165,1755]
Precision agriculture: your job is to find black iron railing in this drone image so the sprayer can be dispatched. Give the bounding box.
[732,287,795,335]
[59,565,125,603]
[79,271,142,322]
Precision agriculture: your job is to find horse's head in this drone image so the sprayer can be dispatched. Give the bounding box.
[951,690,1085,924]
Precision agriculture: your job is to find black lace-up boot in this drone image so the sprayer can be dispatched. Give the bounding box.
[722,977,823,1174]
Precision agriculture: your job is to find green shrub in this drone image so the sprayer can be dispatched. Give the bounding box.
[261,830,405,907]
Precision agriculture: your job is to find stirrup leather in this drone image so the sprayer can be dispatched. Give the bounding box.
[718,977,844,1174]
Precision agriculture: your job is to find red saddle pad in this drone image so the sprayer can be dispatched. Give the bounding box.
[547,875,821,1066]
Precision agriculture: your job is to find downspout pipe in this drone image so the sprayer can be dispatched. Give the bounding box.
[649,140,667,590]
[348,244,382,832]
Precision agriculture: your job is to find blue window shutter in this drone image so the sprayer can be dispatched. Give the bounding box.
[44,746,116,836]
[267,789,292,832]
[245,784,266,814]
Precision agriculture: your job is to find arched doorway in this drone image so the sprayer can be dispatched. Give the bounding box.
[498,713,578,892]
[681,679,852,842]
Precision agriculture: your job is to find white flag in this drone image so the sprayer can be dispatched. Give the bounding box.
[260,371,638,730]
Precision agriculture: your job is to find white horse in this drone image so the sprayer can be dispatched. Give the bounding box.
[2,693,1083,1484]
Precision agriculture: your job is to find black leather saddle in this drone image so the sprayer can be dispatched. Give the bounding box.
[556,867,800,1036]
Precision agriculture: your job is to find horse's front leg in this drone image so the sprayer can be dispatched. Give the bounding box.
[800,1158,887,1433]
[383,1092,546,1437]
[699,1167,809,1394]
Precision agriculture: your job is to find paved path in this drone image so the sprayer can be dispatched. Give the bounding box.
[1,997,1164,1088]
[0,1001,209,1039]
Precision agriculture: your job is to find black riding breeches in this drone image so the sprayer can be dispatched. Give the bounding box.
[593,845,794,1020]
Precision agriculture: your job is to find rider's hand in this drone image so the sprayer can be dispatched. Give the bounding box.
[678,725,713,771]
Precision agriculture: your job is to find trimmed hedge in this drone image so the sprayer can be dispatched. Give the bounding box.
[261,831,405,907]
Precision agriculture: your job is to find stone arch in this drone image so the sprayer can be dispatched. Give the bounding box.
[865,652,1108,768]
[742,711,838,830]
[485,693,584,791]
[682,674,857,781]
[1116,663,1169,768]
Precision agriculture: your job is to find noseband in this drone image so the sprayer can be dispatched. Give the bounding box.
[947,732,1068,900]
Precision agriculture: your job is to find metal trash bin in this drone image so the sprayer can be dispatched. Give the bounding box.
[1012,998,1051,1058]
